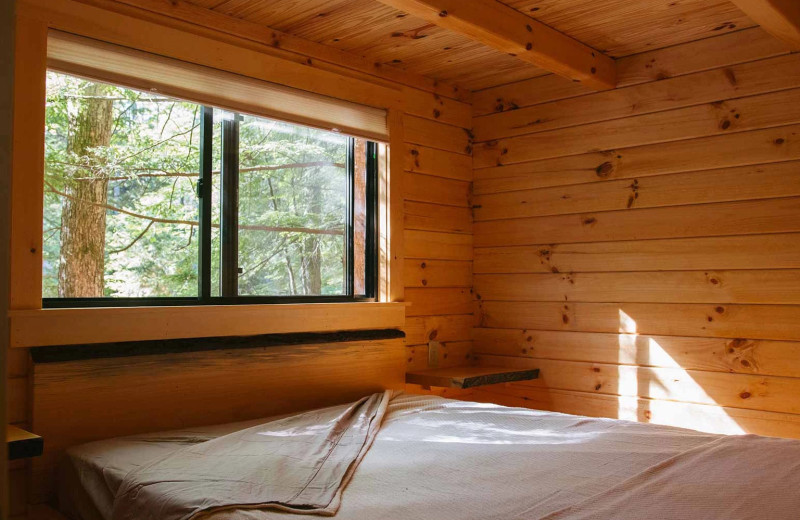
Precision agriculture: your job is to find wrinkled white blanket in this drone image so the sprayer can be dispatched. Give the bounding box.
[62,393,800,520]
[111,391,391,520]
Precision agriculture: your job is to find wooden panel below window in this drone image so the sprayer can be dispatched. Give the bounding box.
[30,338,405,502]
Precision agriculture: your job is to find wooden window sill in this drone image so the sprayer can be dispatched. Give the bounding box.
[9,302,407,347]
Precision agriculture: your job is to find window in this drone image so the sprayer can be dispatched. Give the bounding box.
[43,71,378,306]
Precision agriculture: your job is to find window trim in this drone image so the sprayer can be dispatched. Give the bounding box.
[41,91,380,307]
[10,1,406,349]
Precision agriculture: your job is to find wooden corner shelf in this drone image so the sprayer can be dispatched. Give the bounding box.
[8,425,44,460]
[406,366,540,389]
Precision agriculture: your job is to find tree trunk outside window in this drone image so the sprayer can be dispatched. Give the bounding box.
[58,83,113,297]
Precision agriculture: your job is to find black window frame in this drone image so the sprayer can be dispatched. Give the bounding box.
[44,105,380,308]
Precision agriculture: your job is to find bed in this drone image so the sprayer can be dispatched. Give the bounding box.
[55,392,800,520]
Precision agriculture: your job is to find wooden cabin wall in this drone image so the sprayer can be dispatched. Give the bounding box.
[469,27,800,439]
[6,0,475,514]
[1,1,16,516]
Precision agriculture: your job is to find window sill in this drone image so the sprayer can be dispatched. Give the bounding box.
[9,302,407,348]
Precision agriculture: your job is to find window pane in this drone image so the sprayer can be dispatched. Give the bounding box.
[43,71,200,298]
[227,110,351,296]
[353,137,369,296]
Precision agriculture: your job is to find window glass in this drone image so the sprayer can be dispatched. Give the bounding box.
[231,110,349,297]
[42,71,376,304]
[43,71,200,298]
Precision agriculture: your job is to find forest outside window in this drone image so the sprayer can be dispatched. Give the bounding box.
[43,71,378,306]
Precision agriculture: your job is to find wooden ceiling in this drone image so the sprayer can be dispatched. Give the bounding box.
[182,0,756,91]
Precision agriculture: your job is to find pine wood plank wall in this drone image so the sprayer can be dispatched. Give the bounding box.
[403,118,475,374]
[7,0,476,513]
[469,27,800,439]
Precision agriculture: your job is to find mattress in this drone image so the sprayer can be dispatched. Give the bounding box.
[59,393,800,520]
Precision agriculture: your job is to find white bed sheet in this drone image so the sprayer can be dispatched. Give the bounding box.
[58,393,800,520]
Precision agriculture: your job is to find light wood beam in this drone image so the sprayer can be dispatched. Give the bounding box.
[373,0,616,90]
[730,0,800,49]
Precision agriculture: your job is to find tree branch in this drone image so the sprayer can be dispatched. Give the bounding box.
[61,161,346,182]
[46,182,344,236]
[108,220,154,254]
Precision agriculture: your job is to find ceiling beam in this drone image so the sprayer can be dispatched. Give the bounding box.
[730,0,800,50]
[374,0,616,90]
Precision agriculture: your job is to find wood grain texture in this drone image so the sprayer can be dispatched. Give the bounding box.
[403,144,472,181]
[471,36,800,437]
[478,300,800,342]
[10,14,46,311]
[474,53,800,141]
[405,314,474,345]
[31,338,406,501]
[475,197,800,247]
[474,233,800,274]
[404,259,472,288]
[405,230,473,260]
[477,354,800,415]
[406,341,474,370]
[474,328,800,378]
[474,124,800,192]
[499,0,755,58]
[475,270,800,305]
[405,287,473,316]
[406,365,539,389]
[474,88,800,167]
[470,385,800,439]
[730,0,800,49]
[10,303,406,348]
[474,161,800,219]
[373,0,615,90]
[473,27,791,116]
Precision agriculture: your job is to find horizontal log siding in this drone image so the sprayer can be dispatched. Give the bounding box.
[470,30,800,439]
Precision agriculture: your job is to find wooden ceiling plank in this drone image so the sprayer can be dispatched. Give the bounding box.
[100,0,470,101]
[730,0,800,50]
[373,0,616,90]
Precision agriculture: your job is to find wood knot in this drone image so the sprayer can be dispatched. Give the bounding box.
[644,410,652,420]
[438,10,448,17]
[420,262,426,268]
[562,314,570,324]
[775,138,786,145]
[740,391,751,399]
[421,279,427,286]
[428,330,438,340]
[526,43,533,50]
[591,67,597,74]
[720,119,731,130]
[728,338,748,348]
[594,384,602,390]
[433,109,441,118]
[715,306,725,314]
[595,161,614,178]
[582,217,597,225]
[526,24,532,32]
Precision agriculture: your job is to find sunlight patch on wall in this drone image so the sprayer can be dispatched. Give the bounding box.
[617,309,745,434]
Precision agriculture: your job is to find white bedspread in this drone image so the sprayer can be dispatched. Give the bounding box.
[111,391,390,520]
[60,393,800,520]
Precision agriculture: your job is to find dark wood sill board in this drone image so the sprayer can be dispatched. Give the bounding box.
[8,425,43,460]
[406,366,540,389]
